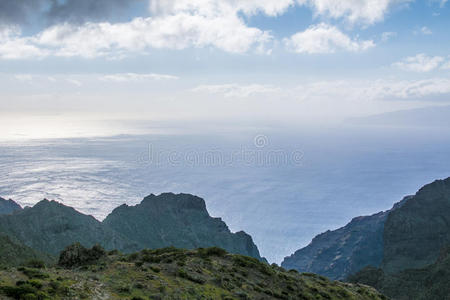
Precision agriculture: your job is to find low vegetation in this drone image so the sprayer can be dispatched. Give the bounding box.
[0,244,386,299]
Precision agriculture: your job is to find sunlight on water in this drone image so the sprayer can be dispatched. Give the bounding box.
[0,114,163,140]
[1,125,450,263]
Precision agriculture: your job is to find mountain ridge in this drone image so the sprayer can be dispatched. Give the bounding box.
[103,193,264,261]
[0,193,264,261]
[0,197,22,215]
[281,196,411,279]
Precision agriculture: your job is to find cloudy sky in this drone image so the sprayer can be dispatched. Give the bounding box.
[1,0,450,138]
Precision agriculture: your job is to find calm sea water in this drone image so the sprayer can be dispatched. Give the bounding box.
[1,125,449,263]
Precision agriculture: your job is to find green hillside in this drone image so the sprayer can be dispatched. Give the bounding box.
[0,245,386,300]
[0,234,54,268]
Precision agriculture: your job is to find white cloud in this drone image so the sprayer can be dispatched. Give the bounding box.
[393,53,445,72]
[442,58,450,70]
[192,78,450,102]
[420,26,432,35]
[14,74,33,82]
[296,0,412,25]
[291,78,450,102]
[100,73,179,82]
[434,0,448,7]
[192,84,281,97]
[150,0,295,17]
[284,23,375,54]
[0,0,410,59]
[35,14,272,58]
[373,78,450,99]
[0,1,282,59]
[0,27,48,59]
[66,79,82,87]
[414,26,433,35]
[381,31,397,42]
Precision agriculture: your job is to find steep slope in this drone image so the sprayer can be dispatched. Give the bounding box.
[282,197,409,280]
[103,193,264,260]
[0,197,22,215]
[349,247,450,300]
[382,178,450,274]
[0,199,138,255]
[0,245,387,300]
[0,233,53,267]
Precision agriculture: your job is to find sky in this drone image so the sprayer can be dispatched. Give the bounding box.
[0,0,450,136]
[1,0,450,262]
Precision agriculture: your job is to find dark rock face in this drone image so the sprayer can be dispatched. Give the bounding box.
[103,193,264,260]
[349,178,450,299]
[349,247,450,300]
[382,178,450,274]
[0,199,138,255]
[0,197,22,215]
[281,197,410,280]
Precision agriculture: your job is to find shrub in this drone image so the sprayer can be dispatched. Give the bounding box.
[27,280,43,289]
[108,249,119,255]
[1,284,37,298]
[177,268,205,284]
[128,253,139,261]
[142,255,161,264]
[135,261,144,268]
[198,247,227,258]
[232,256,259,268]
[25,260,46,269]
[20,268,49,279]
[117,285,131,294]
[150,266,161,273]
[58,243,106,268]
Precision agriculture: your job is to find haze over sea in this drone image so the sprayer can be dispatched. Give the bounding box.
[1,117,449,263]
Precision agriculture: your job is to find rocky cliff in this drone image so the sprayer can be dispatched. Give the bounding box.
[382,178,450,274]
[281,197,409,279]
[0,194,263,261]
[349,246,450,300]
[103,193,264,261]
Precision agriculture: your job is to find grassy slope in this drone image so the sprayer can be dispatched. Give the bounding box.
[0,247,386,300]
[0,234,54,268]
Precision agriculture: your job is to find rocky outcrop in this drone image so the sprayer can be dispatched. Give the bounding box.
[0,199,139,255]
[281,197,410,280]
[343,177,450,299]
[0,193,263,261]
[103,193,264,261]
[382,178,450,274]
[349,246,450,300]
[0,197,22,215]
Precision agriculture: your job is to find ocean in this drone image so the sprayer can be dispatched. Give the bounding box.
[1,124,449,263]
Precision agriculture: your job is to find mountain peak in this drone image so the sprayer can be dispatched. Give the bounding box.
[141,193,207,211]
[0,197,22,215]
[104,193,263,260]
